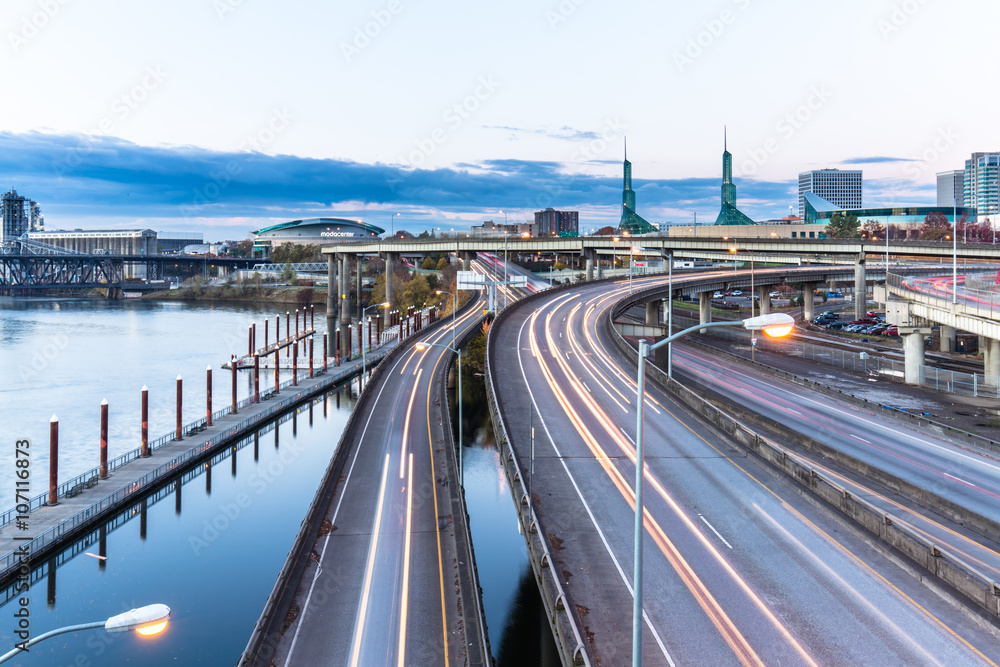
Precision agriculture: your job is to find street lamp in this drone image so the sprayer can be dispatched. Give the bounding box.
[630,313,794,667]
[612,236,620,278]
[436,289,457,349]
[0,604,171,664]
[415,342,463,480]
[362,301,391,377]
[391,213,399,239]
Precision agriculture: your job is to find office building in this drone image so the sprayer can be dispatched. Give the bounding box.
[798,169,862,218]
[936,170,964,207]
[534,208,578,236]
[963,152,1000,221]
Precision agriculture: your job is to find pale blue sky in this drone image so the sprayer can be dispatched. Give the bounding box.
[1,0,995,237]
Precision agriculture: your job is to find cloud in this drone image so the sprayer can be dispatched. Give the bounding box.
[840,156,917,165]
[483,124,601,141]
[0,131,806,231]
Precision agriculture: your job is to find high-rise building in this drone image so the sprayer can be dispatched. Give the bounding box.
[534,208,578,236]
[798,169,862,218]
[714,131,755,226]
[29,200,43,232]
[963,152,1000,220]
[937,170,964,207]
[1,190,30,243]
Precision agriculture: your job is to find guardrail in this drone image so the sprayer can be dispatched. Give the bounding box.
[889,271,1000,320]
[485,282,592,667]
[604,304,1000,622]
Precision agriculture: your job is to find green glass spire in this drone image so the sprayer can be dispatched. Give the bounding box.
[619,140,657,235]
[714,128,755,226]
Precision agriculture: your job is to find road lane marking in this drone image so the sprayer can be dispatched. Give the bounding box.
[698,514,733,549]
[349,453,392,667]
[398,454,414,667]
[400,369,422,479]
[943,472,977,487]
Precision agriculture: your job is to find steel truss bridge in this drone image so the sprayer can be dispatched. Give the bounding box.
[0,239,268,295]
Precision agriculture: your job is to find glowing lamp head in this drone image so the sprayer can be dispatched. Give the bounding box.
[742,313,794,338]
[105,604,170,637]
[415,343,427,351]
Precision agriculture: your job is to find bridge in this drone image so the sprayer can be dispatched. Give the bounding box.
[486,266,1000,665]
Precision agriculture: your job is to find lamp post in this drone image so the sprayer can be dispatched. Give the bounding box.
[436,289,457,349]
[631,313,794,667]
[361,301,391,377]
[415,342,463,480]
[0,604,170,664]
[612,236,620,279]
[953,197,958,304]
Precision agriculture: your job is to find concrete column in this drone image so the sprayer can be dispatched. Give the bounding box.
[384,253,394,327]
[939,325,956,353]
[645,301,658,326]
[903,332,925,385]
[339,255,350,357]
[596,256,604,280]
[988,339,1000,380]
[699,291,712,333]
[854,254,866,320]
[585,250,594,282]
[355,256,362,320]
[326,255,337,335]
[802,284,816,322]
[462,251,474,271]
[756,286,770,315]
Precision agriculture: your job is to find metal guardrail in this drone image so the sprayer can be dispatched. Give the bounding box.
[889,271,1000,320]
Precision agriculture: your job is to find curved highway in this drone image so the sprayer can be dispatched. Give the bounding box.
[490,273,1000,666]
[271,285,489,666]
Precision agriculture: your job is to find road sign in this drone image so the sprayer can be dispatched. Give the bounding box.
[457,271,487,290]
[506,276,528,287]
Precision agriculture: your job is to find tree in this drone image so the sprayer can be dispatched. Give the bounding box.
[435,257,449,270]
[420,257,436,270]
[592,226,616,236]
[860,219,884,240]
[280,260,295,282]
[918,211,951,241]
[824,212,860,238]
[553,261,566,271]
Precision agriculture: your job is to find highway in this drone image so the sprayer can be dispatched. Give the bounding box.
[489,272,1000,665]
[269,285,489,666]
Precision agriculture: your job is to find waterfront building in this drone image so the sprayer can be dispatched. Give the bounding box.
[252,217,384,258]
[798,169,862,218]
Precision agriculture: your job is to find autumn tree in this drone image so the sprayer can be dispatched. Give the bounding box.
[918,211,951,241]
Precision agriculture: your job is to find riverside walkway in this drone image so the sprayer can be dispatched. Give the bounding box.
[0,342,394,584]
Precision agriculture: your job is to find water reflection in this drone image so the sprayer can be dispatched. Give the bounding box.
[0,384,357,665]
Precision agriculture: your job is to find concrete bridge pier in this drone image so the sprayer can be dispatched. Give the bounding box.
[699,291,712,333]
[939,325,956,353]
[326,255,338,335]
[584,249,595,282]
[645,301,659,326]
[462,251,475,271]
[355,255,363,320]
[854,254,866,320]
[596,254,604,280]
[802,284,816,322]
[904,331,926,385]
[987,338,1000,380]
[339,254,351,357]
[756,286,770,315]
[383,252,395,328]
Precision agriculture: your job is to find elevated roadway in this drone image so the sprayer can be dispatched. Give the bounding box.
[488,272,1000,665]
[249,283,490,666]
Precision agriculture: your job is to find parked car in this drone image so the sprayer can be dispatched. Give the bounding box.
[866,310,883,319]
[769,291,782,298]
[827,291,844,298]
[848,318,876,325]
[825,322,846,330]
[713,292,724,298]
[731,290,743,296]
[885,326,899,337]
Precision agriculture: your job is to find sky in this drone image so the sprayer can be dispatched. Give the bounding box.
[1,0,997,239]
